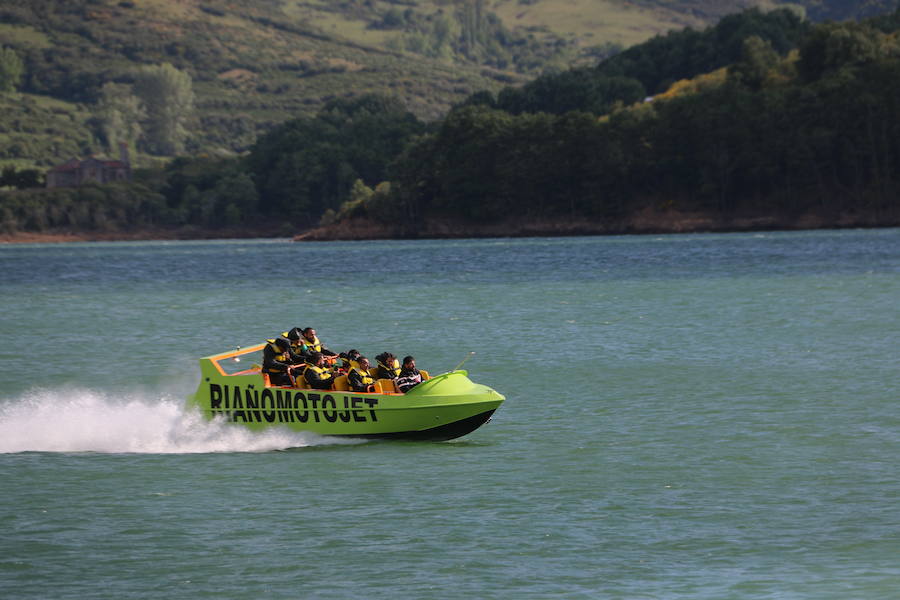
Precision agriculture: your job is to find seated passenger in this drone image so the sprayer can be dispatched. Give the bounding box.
[348,356,376,393]
[396,355,424,393]
[298,327,338,361]
[283,327,308,364]
[336,349,361,375]
[375,352,400,380]
[262,337,296,386]
[301,351,336,390]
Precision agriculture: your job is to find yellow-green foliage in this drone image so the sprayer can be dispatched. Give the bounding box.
[656,68,728,100]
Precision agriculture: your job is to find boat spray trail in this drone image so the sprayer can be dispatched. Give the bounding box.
[0,390,358,454]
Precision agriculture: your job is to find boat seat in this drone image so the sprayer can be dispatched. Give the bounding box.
[377,378,398,394]
[368,367,379,378]
[333,375,349,391]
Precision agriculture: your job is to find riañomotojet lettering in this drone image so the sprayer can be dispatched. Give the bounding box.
[208,383,378,423]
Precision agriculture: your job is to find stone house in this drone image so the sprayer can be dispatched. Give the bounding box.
[46,143,132,188]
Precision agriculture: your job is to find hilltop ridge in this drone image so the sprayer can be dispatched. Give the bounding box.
[2,0,897,168]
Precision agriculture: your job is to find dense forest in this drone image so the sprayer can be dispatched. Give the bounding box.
[2,5,900,237]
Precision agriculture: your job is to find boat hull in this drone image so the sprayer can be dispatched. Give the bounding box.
[330,409,497,441]
[188,346,504,441]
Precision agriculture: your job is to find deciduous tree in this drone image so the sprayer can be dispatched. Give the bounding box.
[133,63,194,155]
[0,46,24,93]
[95,82,145,158]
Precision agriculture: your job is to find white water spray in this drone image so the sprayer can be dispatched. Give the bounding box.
[0,389,359,454]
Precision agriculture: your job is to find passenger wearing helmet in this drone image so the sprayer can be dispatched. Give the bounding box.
[375,352,401,380]
[348,357,376,393]
[301,351,336,390]
[262,337,297,386]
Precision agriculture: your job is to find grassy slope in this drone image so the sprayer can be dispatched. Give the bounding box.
[0,94,94,168]
[491,0,708,48]
[0,0,524,168]
[0,0,887,170]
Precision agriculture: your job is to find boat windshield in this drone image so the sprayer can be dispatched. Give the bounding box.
[211,345,264,376]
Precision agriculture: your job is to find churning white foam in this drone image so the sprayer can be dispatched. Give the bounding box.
[0,389,358,454]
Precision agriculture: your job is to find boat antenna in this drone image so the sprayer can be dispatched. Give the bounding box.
[452,351,475,371]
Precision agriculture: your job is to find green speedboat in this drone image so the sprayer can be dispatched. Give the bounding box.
[188,344,505,441]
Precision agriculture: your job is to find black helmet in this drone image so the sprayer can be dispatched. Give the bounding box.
[274,337,291,350]
[286,327,303,342]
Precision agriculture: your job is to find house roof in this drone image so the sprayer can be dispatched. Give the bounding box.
[48,158,82,172]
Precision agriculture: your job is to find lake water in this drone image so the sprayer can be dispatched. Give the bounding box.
[1,230,898,599]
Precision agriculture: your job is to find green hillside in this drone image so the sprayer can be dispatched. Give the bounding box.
[0,0,529,168]
[3,0,897,170]
[5,6,900,240]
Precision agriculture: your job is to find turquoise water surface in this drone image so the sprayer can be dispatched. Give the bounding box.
[1,230,898,599]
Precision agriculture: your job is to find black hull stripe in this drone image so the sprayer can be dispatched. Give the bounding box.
[333,409,497,441]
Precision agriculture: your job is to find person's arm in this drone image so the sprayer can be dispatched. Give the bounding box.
[347,369,364,392]
[262,346,290,372]
[287,346,304,364]
[400,369,423,392]
[396,371,414,392]
[304,367,334,388]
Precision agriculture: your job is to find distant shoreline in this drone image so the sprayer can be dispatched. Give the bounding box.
[0,226,281,244]
[2,208,897,244]
[296,207,900,241]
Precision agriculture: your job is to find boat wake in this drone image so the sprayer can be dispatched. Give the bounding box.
[0,389,360,454]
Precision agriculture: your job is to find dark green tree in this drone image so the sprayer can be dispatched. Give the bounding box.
[729,36,781,89]
[797,21,883,82]
[246,94,426,225]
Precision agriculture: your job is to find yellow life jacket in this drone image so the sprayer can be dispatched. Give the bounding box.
[303,363,328,386]
[379,358,401,378]
[302,335,322,353]
[266,339,291,365]
[350,367,374,387]
[282,331,304,355]
[303,364,328,383]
